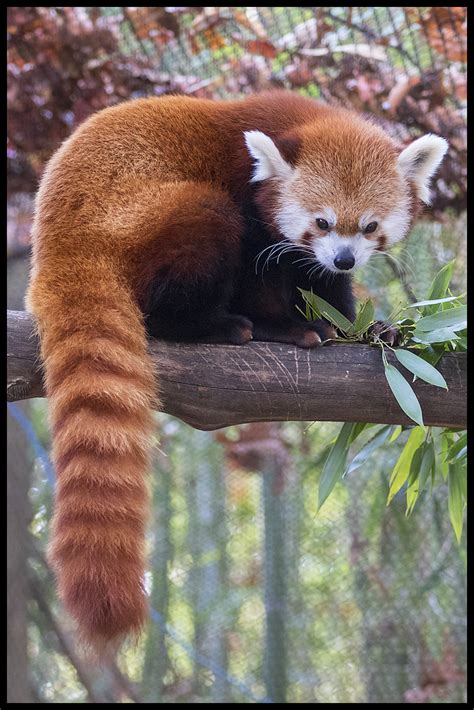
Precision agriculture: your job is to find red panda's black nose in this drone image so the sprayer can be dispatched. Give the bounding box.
[334,249,355,271]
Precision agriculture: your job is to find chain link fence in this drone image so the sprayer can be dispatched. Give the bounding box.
[7,6,467,211]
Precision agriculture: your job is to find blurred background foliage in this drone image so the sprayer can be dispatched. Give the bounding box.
[7,6,466,704]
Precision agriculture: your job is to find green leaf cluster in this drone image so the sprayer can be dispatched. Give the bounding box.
[299,262,466,542]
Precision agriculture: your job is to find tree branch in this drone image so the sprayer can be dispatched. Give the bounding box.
[7,310,466,429]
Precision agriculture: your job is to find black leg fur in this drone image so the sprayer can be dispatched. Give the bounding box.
[139,183,253,345]
[144,273,253,344]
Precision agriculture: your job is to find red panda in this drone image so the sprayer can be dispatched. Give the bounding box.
[25,90,447,654]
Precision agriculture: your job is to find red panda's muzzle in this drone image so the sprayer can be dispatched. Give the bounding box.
[333,248,355,271]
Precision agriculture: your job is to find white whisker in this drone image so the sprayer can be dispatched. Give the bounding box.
[372,250,415,278]
[307,262,331,281]
[254,242,283,274]
[292,257,316,267]
[254,238,312,277]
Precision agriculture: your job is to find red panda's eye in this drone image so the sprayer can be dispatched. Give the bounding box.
[364,221,378,234]
[316,218,329,230]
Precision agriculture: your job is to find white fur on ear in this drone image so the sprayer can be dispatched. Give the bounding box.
[244,130,293,183]
[397,134,448,204]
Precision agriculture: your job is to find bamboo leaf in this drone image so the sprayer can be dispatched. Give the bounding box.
[407,443,424,486]
[412,328,461,344]
[384,363,424,426]
[460,464,467,504]
[343,425,394,478]
[414,305,467,332]
[448,460,466,543]
[389,425,402,442]
[427,261,454,301]
[450,445,467,463]
[406,487,419,516]
[406,437,436,514]
[298,289,354,333]
[318,422,356,510]
[298,288,321,318]
[298,288,320,321]
[418,438,435,493]
[347,299,375,335]
[393,348,448,389]
[439,433,451,480]
[407,294,464,308]
[348,422,377,444]
[406,443,425,514]
[387,426,425,504]
[446,432,467,463]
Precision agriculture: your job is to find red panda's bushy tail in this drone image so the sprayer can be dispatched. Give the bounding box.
[27,259,156,655]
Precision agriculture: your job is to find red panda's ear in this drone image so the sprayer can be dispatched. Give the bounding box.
[397,134,448,204]
[273,134,301,166]
[244,130,294,183]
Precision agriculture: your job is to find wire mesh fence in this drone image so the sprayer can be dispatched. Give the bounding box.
[7,6,467,213]
[7,6,467,704]
[9,399,467,703]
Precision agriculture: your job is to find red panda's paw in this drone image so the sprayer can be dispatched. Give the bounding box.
[284,320,337,348]
[292,327,322,348]
[203,315,254,345]
[305,319,338,343]
[368,320,402,346]
[226,315,254,345]
[252,321,332,348]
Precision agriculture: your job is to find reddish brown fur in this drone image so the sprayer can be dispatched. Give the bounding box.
[25,91,422,654]
[287,112,407,242]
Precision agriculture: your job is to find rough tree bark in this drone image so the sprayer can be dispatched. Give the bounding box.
[7,310,467,430]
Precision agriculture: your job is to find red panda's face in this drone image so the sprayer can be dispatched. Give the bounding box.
[245,120,448,274]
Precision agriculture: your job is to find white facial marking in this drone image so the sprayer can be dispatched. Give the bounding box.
[276,195,341,244]
[276,195,314,242]
[274,171,314,242]
[244,130,293,183]
[381,205,411,245]
[397,134,448,204]
[312,232,377,273]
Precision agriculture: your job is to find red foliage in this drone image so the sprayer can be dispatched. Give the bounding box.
[7,7,467,217]
[7,7,182,194]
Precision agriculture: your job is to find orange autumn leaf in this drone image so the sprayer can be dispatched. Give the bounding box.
[244,38,277,59]
[421,6,466,63]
